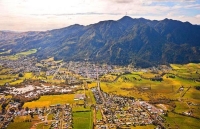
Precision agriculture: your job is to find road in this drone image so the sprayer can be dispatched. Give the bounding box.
[60,106,64,129]
[135,101,165,129]
[97,81,106,104]
[52,63,63,80]
[96,81,109,129]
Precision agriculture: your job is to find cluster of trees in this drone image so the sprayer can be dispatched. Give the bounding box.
[195,86,200,90]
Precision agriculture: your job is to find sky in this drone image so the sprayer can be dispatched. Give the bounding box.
[0,0,200,32]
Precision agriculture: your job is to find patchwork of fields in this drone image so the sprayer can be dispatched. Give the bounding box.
[0,50,200,129]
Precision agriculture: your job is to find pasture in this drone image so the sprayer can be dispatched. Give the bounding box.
[1,49,37,60]
[130,125,155,129]
[96,109,102,121]
[165,112,200,129]
[7,122,32,129]
[73,111,93,129]
[100,67,200,101]
[15,49,37,56]
[99,63,200,129]
[7,115,36,129]
[0,72,35,86]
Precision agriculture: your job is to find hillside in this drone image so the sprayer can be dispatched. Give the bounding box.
[0,16,200,67]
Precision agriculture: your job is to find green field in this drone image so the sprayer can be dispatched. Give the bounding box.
[100,68,200,100]
[1,49,37,60]
[170,63,200,79]
[7,122,32,129]
[36,123,51,129]
[16,49,37,56]
[73,111,93,129]
[99,63,200,128]
[7,116,33,129]
[165,112,200,129]
[85,89,96,105]
[96,109,102,121]
[2,62,200,129]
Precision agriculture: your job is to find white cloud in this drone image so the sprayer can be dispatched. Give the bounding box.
[0,0,199,31]
[178,15,185,18]
[195,14,200,18]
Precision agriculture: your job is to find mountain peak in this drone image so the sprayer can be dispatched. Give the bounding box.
[119,16,133,21]
[0,17,200,67]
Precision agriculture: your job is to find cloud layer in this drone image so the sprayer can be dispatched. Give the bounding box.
[0,0,199,31]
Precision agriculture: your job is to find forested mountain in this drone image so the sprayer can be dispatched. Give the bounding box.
[0,16,200,67]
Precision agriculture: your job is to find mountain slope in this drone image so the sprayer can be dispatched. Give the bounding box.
[0,16,200,67]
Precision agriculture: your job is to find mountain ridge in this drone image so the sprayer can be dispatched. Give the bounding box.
[0,16,200,67]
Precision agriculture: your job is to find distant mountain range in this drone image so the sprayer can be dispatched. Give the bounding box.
[0,16,200,67]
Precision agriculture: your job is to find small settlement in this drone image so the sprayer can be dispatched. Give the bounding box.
[0,56,170,129]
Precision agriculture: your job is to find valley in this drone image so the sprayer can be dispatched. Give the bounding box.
[1,0,200,129]
[0,52,200,129]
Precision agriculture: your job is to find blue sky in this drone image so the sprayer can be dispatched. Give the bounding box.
[0,0,199,31]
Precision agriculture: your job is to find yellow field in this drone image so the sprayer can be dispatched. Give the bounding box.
[23,94,75,108]
[101,74,117,82]
[0,68,12,74]
[100,77,198,100]
[7,115,40,129]
[141,72,160,78]
[9,79,24,85]
[13,116,33,122]
[1,62,200,129]
[130,125,156,129]
[0,72,35,85]
[42,57,54,62]
[170,64,184,69]
[100,64,200,100]
[24,72,33,79]
[0,79,13,85]
[5,95,12,99]
[87,82,97,88]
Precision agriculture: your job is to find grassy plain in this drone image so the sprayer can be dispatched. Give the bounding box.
[165,112,200,129]
[100,68,200,100]
[16,49,37,56]
[1,49,37,60]
[1,59,200,129]
[87,82,97,88]
[99,63,200,129]
[85,89,96,105]
[73,111,93,129]
[0,72,34,85]
[96,110,102,121]
[7,116,33,129]
[130,125,155,129]
[7,122,32,129]
[36,123,51,129]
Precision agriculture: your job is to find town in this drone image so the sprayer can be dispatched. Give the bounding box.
[0,56,200,129]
